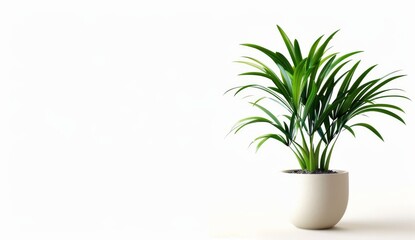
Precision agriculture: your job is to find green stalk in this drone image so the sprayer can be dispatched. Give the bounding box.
[323,132,341,171]
[308,134,315,171]
[290,145,306,169]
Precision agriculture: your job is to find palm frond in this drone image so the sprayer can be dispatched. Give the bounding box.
[228,25,408,172]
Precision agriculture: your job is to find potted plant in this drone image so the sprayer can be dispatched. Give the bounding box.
[226,25,408,229]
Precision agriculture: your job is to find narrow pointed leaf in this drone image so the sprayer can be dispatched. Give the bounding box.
[351,123,384,141]
[352,108,405,124]
[277,25,296,65]
[241,43,293,72]
[344,125,356,137]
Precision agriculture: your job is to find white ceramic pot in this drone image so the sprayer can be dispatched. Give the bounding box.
[282,170,349,229]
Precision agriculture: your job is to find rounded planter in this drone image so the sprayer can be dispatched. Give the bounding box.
[282,170,349,229]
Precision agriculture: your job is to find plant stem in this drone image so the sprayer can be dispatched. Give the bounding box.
[309,134,316,171]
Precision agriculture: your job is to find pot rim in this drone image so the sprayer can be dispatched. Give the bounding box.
[282,169,348,175]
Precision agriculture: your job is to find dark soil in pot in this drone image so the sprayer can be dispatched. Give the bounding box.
[286,169,337,174]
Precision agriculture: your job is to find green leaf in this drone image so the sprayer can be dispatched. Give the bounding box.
[278,64,293,92]
[344,125,356,137]
[351,123,384,141]
[323,143,336,171]
[318,60,350,95]
[314,96,345,131]
[303,80,317,120]
[234,60,264,71]
[293,39,303,63]
[332,51,362,67]
[253,134,288,151]
[307,35,323,68]
[229,116,273,134]
[320,145,328,170]
[368,103,405,113]
[241,43,293,73]
[349,64,377,91]
[277,25,297,65]
[361,74,406,102]
[314,139,323,168]
[289,112,296,140]
[232,84,289,106]
[293,141,309,166]
[316,55,337,88]
[352,107,405,124]
[263,93,294,113]
[292,150,306,169]
[370,94,410,101]
[309,141,315,171]
[238,72,270,78]
[310,29,339,70]
[291,60,307,110]
[338,61,360,94]
[238,57,290,92]
[250,102,282,126]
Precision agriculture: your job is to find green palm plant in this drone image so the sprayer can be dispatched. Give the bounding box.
[227,25,408,172]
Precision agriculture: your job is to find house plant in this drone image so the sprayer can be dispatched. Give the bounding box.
[226,25,408,229]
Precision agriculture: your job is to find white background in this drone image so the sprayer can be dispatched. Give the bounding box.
[0,0,414,239]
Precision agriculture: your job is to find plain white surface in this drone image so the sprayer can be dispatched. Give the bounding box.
[0,0,414,239]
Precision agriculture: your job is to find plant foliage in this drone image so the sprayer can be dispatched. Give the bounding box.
[227,25,408,172]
